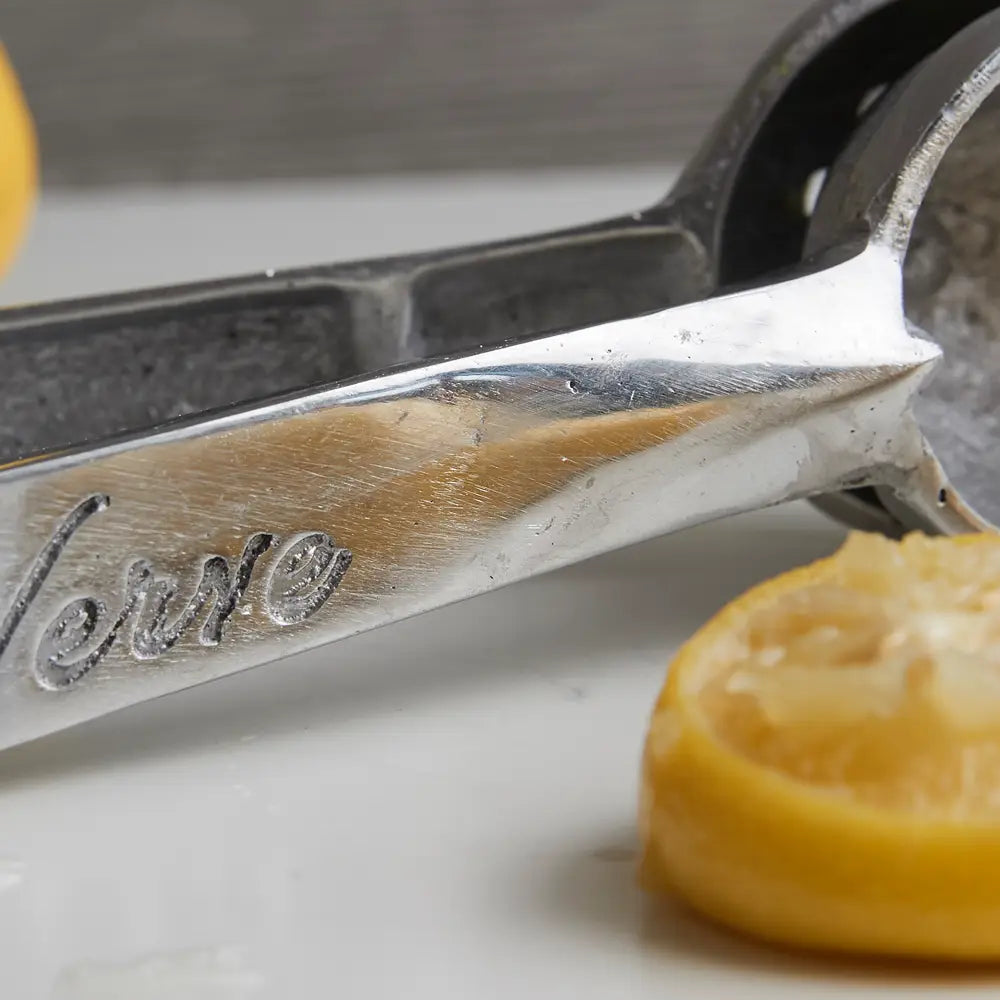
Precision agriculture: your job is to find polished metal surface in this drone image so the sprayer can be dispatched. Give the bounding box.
[0,0,999,748]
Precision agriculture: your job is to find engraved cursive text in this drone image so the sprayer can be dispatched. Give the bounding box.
[0,494,353,690]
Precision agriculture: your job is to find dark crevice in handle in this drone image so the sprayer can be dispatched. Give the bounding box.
[0,212,706,466]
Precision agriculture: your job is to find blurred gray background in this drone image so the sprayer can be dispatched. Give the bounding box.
[6,0,812,186]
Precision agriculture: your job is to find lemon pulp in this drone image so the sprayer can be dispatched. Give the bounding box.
[641,531,1000,959]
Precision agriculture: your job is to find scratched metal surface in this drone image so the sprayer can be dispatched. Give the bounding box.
[0,241,937,749]
[6,180,1000,1000]
[8,7,1000,747]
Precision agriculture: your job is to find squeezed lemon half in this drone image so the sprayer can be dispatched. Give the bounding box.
[640,531,1000,959]
[0,43,35,276]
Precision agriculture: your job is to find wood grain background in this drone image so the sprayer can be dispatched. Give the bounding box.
[5,0,811,186]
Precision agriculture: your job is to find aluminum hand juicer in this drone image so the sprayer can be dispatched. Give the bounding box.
[1,0,999,750]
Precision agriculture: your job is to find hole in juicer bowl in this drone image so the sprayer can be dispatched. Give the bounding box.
[903,85,1000,527]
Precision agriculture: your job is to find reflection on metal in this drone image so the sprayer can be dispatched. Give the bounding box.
[0,0,999,747]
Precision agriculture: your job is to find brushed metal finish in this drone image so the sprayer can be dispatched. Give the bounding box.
[0,0,998,749]
[0,248,936,748]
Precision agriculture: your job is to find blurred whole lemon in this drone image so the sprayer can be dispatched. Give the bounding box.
[641,531,1000,960]
[0,44,35,276]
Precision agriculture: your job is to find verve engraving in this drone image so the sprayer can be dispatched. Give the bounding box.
[0,494,353,690]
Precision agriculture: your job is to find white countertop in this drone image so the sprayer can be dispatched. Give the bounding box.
[2,172,975,999]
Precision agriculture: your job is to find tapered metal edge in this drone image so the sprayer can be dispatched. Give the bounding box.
[654,0,1000,537]
[806,7,1000,535]
[0,253,943,751]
